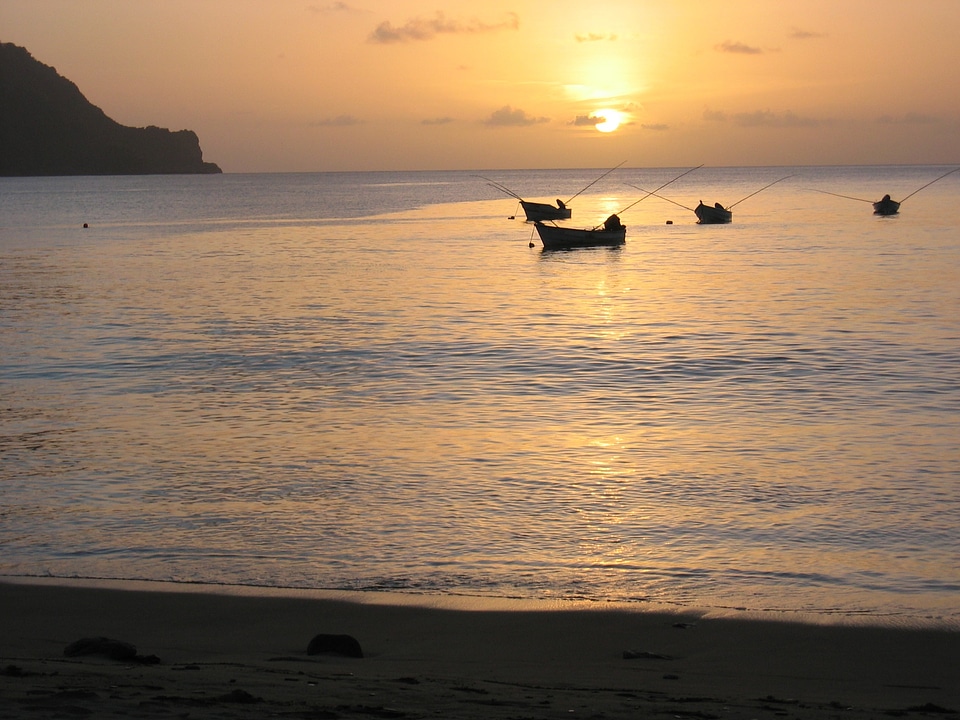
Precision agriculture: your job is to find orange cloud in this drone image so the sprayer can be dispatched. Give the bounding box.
[716,40,763,55]
[369,12,519,44]
[484,106,549,127]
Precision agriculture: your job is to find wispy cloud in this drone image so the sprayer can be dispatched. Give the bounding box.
[570,113,606,127]
[369,12,519,44]
[789,27,827,40]
[312,115,363,127]
[422,117,456,125]
[308,2,361,14]
[735,110,824,127]
[705,108,825,128]
[642,123,669,131]
[484,106,549,127]
[715,40,763,55]
[877,113,937,125]
[575,32,617,43]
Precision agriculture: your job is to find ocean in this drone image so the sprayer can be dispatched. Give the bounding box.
[2,166,958,628]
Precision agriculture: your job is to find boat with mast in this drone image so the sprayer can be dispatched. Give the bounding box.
[631,173,795,224]
[532,165,703,250]
[482,162,625,222]
[695,201,732,224]
[534,216,626,250]
[808,166,960,216]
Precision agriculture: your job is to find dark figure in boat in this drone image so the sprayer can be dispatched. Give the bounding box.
[873,194,900,216]
[556,199,567,210]
[603,213,623,231]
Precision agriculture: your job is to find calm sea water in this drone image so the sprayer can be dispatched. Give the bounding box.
[2,166,958,628]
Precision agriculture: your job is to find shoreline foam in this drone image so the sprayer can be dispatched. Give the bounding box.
[4,574,958,630]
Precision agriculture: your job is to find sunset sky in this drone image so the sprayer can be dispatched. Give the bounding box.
[4,0,960,173]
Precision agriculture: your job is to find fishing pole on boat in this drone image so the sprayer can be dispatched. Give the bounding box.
[805,188,874,204]
[806,167,959,208]
[564,160,627,204]
[899,166,960,203]
[728,174,796,209]
[630,173,793,221]
[481,178,523,201]
[625,184,695,211]
[479,177,526,219]
[592,165,703,229]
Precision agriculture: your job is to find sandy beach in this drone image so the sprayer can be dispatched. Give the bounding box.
[2,579,957,719]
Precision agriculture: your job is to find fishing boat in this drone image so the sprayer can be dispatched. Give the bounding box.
[872,194,900,216]
[519,199,571,222]
[809,167,958,217]
[482,161,625,222]
[632,173,793,225]
[534,218,626,250]
[694,201,732,224]
[528,166,704,250]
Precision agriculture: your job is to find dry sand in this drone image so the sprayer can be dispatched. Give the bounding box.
[2,578,957,719]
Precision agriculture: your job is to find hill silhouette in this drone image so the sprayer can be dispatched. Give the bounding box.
[0,42,221,176]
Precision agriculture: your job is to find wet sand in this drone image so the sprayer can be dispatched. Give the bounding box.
[2,578,957,719]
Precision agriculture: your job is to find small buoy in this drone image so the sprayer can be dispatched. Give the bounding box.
[83,223,89,228]
[665,220,673,225]
[529,241,535,248]
[508,215,516,220]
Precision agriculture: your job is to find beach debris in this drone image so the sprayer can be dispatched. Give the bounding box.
[63,636,160,664]
[453,685,489,694]
[306,633,364,658]
[905,703,956,714]
[623,650,672,660]
[216,688,262,704]
[64,636,135,660]
[338,705,406,718]
[2,664,35,677]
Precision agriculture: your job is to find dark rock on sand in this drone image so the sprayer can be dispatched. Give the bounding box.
[307,633,364,658]
[623,649,672,660]
[65,637,137,660]
[905,703,956,714]
[64,636,160,664]
[2,664,34,677]
[217,688,262,704]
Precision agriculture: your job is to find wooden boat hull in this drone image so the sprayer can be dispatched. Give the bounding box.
[521,200,572,222]
[695,202,732,224]
[873,199,900,215]
[535,222,626,250]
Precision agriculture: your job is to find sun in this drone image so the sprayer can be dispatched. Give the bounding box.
[593,109,623,133]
